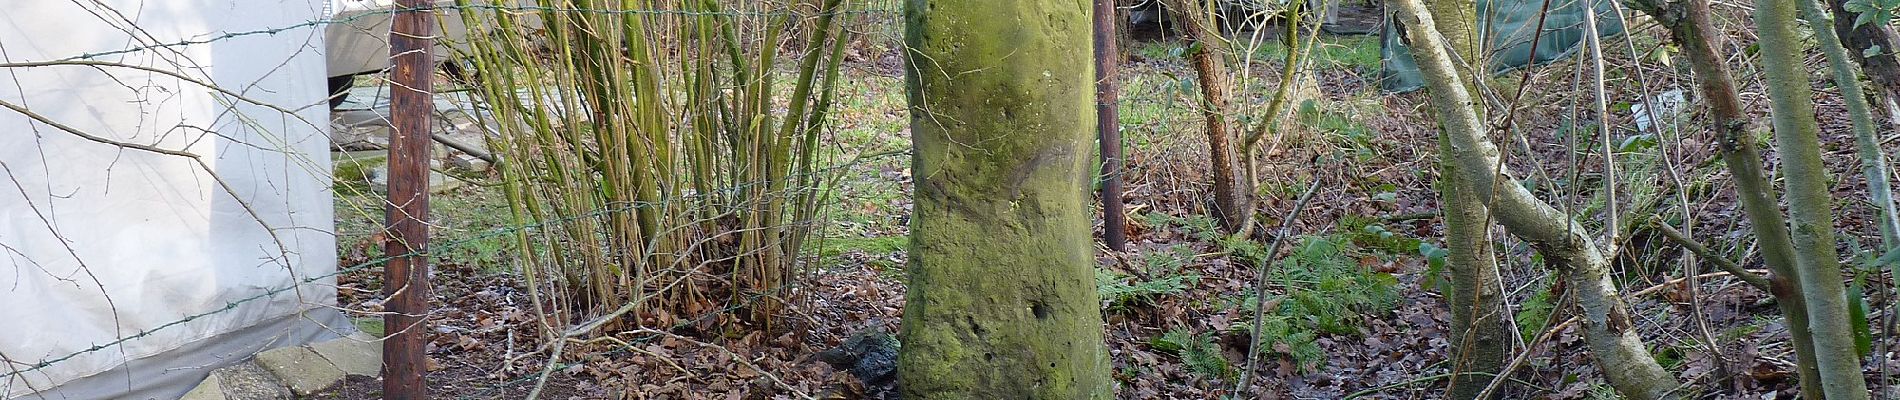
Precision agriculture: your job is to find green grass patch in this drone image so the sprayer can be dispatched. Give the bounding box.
[1339,214,1421,255]
[1252,34,1382,73]
[1228,234,1402,372]
[814,74,912,240]
[331,151,386,192]
[1132,40,1190,62]
[1151,328,1235,381]
[819,235,908,259]
[1297,98,1387,162]
[354,317,385,337]
[333,178,518,273]
[1145,212,1226,242]
[1098,269,1200,312]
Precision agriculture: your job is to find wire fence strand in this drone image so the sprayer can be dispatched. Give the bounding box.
[3,3,910,393]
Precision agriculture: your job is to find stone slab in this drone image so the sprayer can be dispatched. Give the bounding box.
[183,361,293,400]
[309,334,383,377]
[253,346,344,396]
[178,373,224,400]
[449,154,491,172]
[216,362,293,400]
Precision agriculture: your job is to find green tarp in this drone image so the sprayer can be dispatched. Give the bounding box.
[1380,0,1626,92]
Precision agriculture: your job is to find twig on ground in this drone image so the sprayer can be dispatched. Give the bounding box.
[523,329,568,400]
[585,335,690,375]
[627,328,818,400]
[1347,371,1550,399]
[1379,210,1439,222]
[1474,308,1577,399]
[1234,172,1324,396]
[1471,269,1758,398]
[1649,218,1773,291]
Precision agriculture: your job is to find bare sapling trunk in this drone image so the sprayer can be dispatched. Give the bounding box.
[1388,0,1684,397]
[1754,0,1874,393]
[1166,0,1252,233]
[1814,0,1900,248]
[1418,0,1512,397]
[898,0,1112,398]
[1440,152,1512,400]
[1624,0,1827,396]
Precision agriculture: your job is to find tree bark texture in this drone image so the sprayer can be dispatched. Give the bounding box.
[1825,0,1900,122]
[1439,153,1512,400]
[1755,0,1874,392]
[1166,0,1252,233]
[898,1,1112,398]
[1804,0,1900,249]
[1418,0,1512,398]
[384,0,435,397]
[1623,0,1826,396]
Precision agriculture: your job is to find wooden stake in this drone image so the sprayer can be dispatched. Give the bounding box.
[383,0,435,398]
[1095,0,1128,252]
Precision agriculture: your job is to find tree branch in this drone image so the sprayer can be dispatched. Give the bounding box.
[1648,218,1773,292]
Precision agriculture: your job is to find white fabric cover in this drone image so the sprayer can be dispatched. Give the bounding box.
[326,0,473,77]
[1,1,338,398]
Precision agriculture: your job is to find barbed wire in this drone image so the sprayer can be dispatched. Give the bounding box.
[0,145,904,381]
[2,1,911,393]
[54,3,903,64]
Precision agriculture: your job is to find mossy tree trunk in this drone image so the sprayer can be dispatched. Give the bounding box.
[1416,0,1511,396]
[1624,0,1826,396]
[1753,0,1874,393]
[898,1,1111,398]
[1440,152,1511,400]
[1389,0,1684,397]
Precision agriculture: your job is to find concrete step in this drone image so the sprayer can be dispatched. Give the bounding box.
[182,333,380,399]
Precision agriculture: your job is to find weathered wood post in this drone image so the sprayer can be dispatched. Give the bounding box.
[383,0,435,398]
[1095,0,1127,252]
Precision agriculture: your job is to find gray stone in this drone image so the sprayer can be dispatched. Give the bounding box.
[427,171,465,193]
[331,92,501,155]
[366,167,464,194]
[215,362,293,400]
[333,151,461,193]
[309,333,382,377]
[332,150,388,163]
[184,362,293,400]
[179,373,225,400]
[330,110,393,151]
[436,109,496,152]
[254,346,345,396]
[448,154,491,172]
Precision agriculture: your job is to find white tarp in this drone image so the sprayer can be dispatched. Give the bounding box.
[1,1,342,398]
[326,0,474,77]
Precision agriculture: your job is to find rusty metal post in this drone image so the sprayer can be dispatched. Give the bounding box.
[1095,0,1128,252]
[383,0,435,398]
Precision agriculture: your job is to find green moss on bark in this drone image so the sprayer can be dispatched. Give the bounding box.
[1755,0,1873,394]
[1419,0,1511,396]
[898,1,1111,398]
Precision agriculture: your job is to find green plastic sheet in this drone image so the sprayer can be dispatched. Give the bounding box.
[1379,0,1626,92]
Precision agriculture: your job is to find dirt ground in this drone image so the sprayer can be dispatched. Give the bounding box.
[317,16,1900,398]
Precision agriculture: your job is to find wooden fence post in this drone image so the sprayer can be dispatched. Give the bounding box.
[1095,0,1128,252]
[383,0,435,398]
